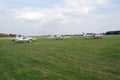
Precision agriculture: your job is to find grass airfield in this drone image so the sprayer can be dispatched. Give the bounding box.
[0,35,120,80]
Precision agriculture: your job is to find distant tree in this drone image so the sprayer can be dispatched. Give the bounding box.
[0,33,9,37]
[9,34,16,37]
[0,33,17,37]
[106,30,120,35]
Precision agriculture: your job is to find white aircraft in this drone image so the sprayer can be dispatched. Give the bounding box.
[48,35,64,40]
[94,33,103,39]
[82,32,95,37]
[14,35,36,42]
[82,32,103,39]
[53,35,63,40]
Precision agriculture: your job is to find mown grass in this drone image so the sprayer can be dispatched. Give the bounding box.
[0,35,120,80]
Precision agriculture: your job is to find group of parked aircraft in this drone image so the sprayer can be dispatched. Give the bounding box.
[13,32,103,43]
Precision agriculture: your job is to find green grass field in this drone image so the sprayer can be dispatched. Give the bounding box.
[0,35,120,80]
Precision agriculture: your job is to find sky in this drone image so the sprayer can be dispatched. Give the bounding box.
[0,0,120,35]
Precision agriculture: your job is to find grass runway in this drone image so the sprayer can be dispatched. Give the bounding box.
[0,35,120,80]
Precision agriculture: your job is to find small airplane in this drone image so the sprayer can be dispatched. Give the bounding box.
[82,32,103,39]
[82,32,95,37]
[48,35,64,40]
[94,33,103,39]
[53,35,63,40]
[13,35,36,42]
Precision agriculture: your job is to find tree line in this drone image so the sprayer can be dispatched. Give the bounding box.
[0,33,16,37]
[106,30,120,35]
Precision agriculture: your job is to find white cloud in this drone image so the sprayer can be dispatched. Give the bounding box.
[0,2,7,11]
[96,0,109,4]
[15,12,45,20]
[15,0,113,21]
[14,0,94,21]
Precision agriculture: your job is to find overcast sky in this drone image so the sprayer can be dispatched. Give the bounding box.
[0,0,120,35]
